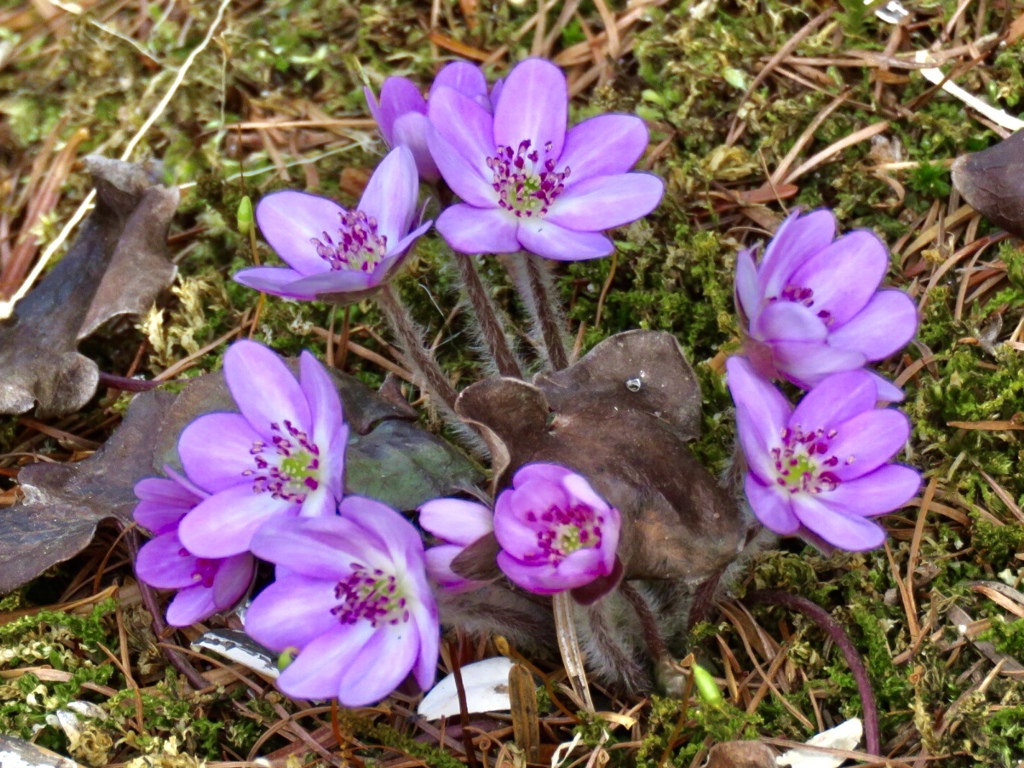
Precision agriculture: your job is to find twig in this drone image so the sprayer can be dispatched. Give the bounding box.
[745,589,880,756]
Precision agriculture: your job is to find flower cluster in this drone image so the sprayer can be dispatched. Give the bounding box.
[729,209,921,550]
[133,340,438,705]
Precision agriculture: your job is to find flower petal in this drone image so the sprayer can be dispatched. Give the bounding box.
[411,600,440,692]
[300,350,347,504]
[166,586,219,627]
[516,219,614,261]
[250,517,368,581]
[359,146,419,244]
[232,266,315,300]
[493,59,568,159]
[256,191,346,275]
[391,112,439,181]
[825,409,911,481]
[178,412,262,493]
[735,247,760,324]
[133,477,200,533]
[283,269,376,296]
[758,209,836,299]
[426,123,497,207]
[224,340,312,440]
[431,61,489,109]
[245,575,342,650]
[557,114,649,182]
[792,494,887,551]
[545,173,664,231]
[769,340,867,389]
[754,301,828,343]
[212,553,255,609]
[513,463,573,487]
[339,496,426,569]
[789,230,888,325]
[425,544,474,589]
[824,464,921,517]
[790,369,878,432]
[418,498,493,545]
[335,624,419,707]
[867,370,905,404]
[178,484,296,558]
[726,357,791,481]
[497,547,604,593]
[276,623,375,700]
[744,475,800,534]
[136,533,200,589]
[428,87,496,186]
[828,289,918,360]
[374,77,426,143]
[436,204,520,254]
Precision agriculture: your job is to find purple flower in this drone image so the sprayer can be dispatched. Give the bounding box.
[427,58,664,260]
[493,463,621,594]
[726,356,921,551]
[734,208,918,401]
[366,62,492,181]
[418,497,494,591]
[177,340,348,559]
[244,496,439,707]
[133,470,255,627]
[233,147,432,302]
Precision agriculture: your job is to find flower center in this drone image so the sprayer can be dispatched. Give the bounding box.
[310,210,388,272]
[770,285,834,325]
[176,547,219,588]
[771,425,853,494]
[527,504,603,562]
[331,564,410,627]
[243,420,321,503]
[486,139,570,218]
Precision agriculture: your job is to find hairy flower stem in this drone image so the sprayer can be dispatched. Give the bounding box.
[509,253,570,370]
[453,252,523,378]
[618,581,669,662]
[377,285,458,414]
[746,589,880,755]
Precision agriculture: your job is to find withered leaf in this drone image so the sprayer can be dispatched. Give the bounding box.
[455,330,748,583]
[704,741,777,768]
[0,156,178,417]
[951,130,1024,239]
[0,366,481,594]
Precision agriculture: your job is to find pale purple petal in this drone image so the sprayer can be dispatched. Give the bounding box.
[735,248,760,323]
[792,494,887,551]
[256,191,347,275]
[335,625,419,707]
[212,553,255,609]
[516,219,614,261]
[224,340,312,438]
[245,575,342,650]
[562,474,613,515]
[497,547,604,593]
[758,209,836,299]
[178,412,262,493]
[299,351,346,503]
[418,498,493,546]
[250,517,371,581]
[136,533,200,589]
[358,146,418,244]
[411,600,440,691]
[769,340,867,388]
[508,478,569,522]
[824,464,921,517]
[790,369,879,432]
[726,357,791,480]
[828,290,918,360]
[383,219,433,265]
[867,371,905,404]
[431,61,489,107]
[339,495,425,568]
[166,586,219,627]
[391,112,439,181]
[276,623,375,700]
[373,77,427,143]
[428,87,497,184]
[426,125,497,207]
[789,230,888,325]
[513,463,573,487]
[754,301,828,343]
[545,173,664,230]
[557,114,649,182]
[436,205,520,254]
[178,485,296,558]
[744,475,800,534]
[233,266,316,300]
[493,59,568,159]
[133,477,201,533]
[425,544,473,589]
[825,409,911,481]
[283,269,376,296]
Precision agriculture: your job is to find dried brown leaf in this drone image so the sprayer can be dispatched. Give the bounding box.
[0,157,178,417]
[951,130,1024,239]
